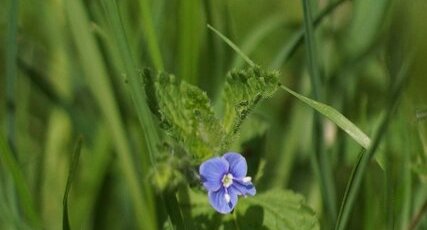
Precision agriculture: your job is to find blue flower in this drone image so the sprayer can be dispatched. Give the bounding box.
[199,152,256,214]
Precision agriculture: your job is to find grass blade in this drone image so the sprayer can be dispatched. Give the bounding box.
[408,200,427,230]
[6,0,19,154]
[62,137,83,230]
[271,0,349,68]
[301,0,321,99]
[0,135,41,228]
[178,0,201,83]
[208,24,256,67]
[101,0,181,228]
[334,58,411,230]
[65,1,155,229]
[280,85,371,149]
[138,0,164,70]
[301,0,337,223]
[101,0,160,166]
[208,23,371,150]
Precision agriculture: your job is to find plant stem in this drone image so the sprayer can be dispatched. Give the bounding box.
[408,199,427,230]
[271,0,350,69]
[6,0,19,155]
[301,0,337,224]
[335,59,411,230]
[139,0,164,70]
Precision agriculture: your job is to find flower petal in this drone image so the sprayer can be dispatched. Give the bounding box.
[208,188,238,214]
[231,181,256,196]
[199,157,229,191]
[223,152,247,178]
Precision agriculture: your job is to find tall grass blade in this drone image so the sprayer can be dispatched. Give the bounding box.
[6,0,19,154]
[301,0,321,99]
[208,23,371,149]
[138,0,164,70]
[208,24,256,67]
[202,0,226,96]
[0,135,40,228]
[65,1,155,229]
[271,0,349,68]
[334,59,411,230]
[101,0,179,228]
[101,0,160,166]
[301,0,336,223]
[178,0,201,83]
[62,137,83,230]
[280,85,371,149]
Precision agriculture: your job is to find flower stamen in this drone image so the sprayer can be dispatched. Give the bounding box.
[222,173,234,188]
[224,193,231,203]
[242,176,252,183]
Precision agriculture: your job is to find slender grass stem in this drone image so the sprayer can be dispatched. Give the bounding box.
[271,0,350,68]
[232,210,241,230]
[202,0,225,96]
[138,0,164,70]
[0,136,41,228]
[6,0,19,155]
[178,0,201,84]
[208,25,256,68]
[62,137,83,230]
[301,0,337,223]
[66,1,156,229]
[101,0,182,228]
[408,199,427,230]
[335,59,411,230]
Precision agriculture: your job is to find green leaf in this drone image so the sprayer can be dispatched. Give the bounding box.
[67,1,156,228]
[183,188,319,230]
[235,115,270,148]
[208,25,256,67]
[280,85,371,149]
[144,69,225,162]
[142,66,278,160]
[221,66,279,148]
[238,189,320,230]
[63,137,83,230]
[0,135,41,228]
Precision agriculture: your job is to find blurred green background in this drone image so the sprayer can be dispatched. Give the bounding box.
[1,0,427,229]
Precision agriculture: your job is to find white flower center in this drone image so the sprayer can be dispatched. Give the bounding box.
[222,173,233,188]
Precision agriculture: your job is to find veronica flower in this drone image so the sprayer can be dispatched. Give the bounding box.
[199,152,256,214]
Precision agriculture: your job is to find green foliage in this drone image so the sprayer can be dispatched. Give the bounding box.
[142,69,225,162]
[63,137,83,230]
[2,0,426,229]
[221,67,279,148]
[281,85,371,149]
[183,188,319,230]
[239,189,319,230]
[0,135,40,228]
[142,66,279,162]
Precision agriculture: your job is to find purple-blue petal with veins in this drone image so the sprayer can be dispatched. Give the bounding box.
[199,157,229,191]
[230,181,256,196]
[223,152,247,178]
[208,187,238,214]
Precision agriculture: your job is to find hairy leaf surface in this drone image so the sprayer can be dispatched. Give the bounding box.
[142,69,224,162]
[221,66,279,148]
